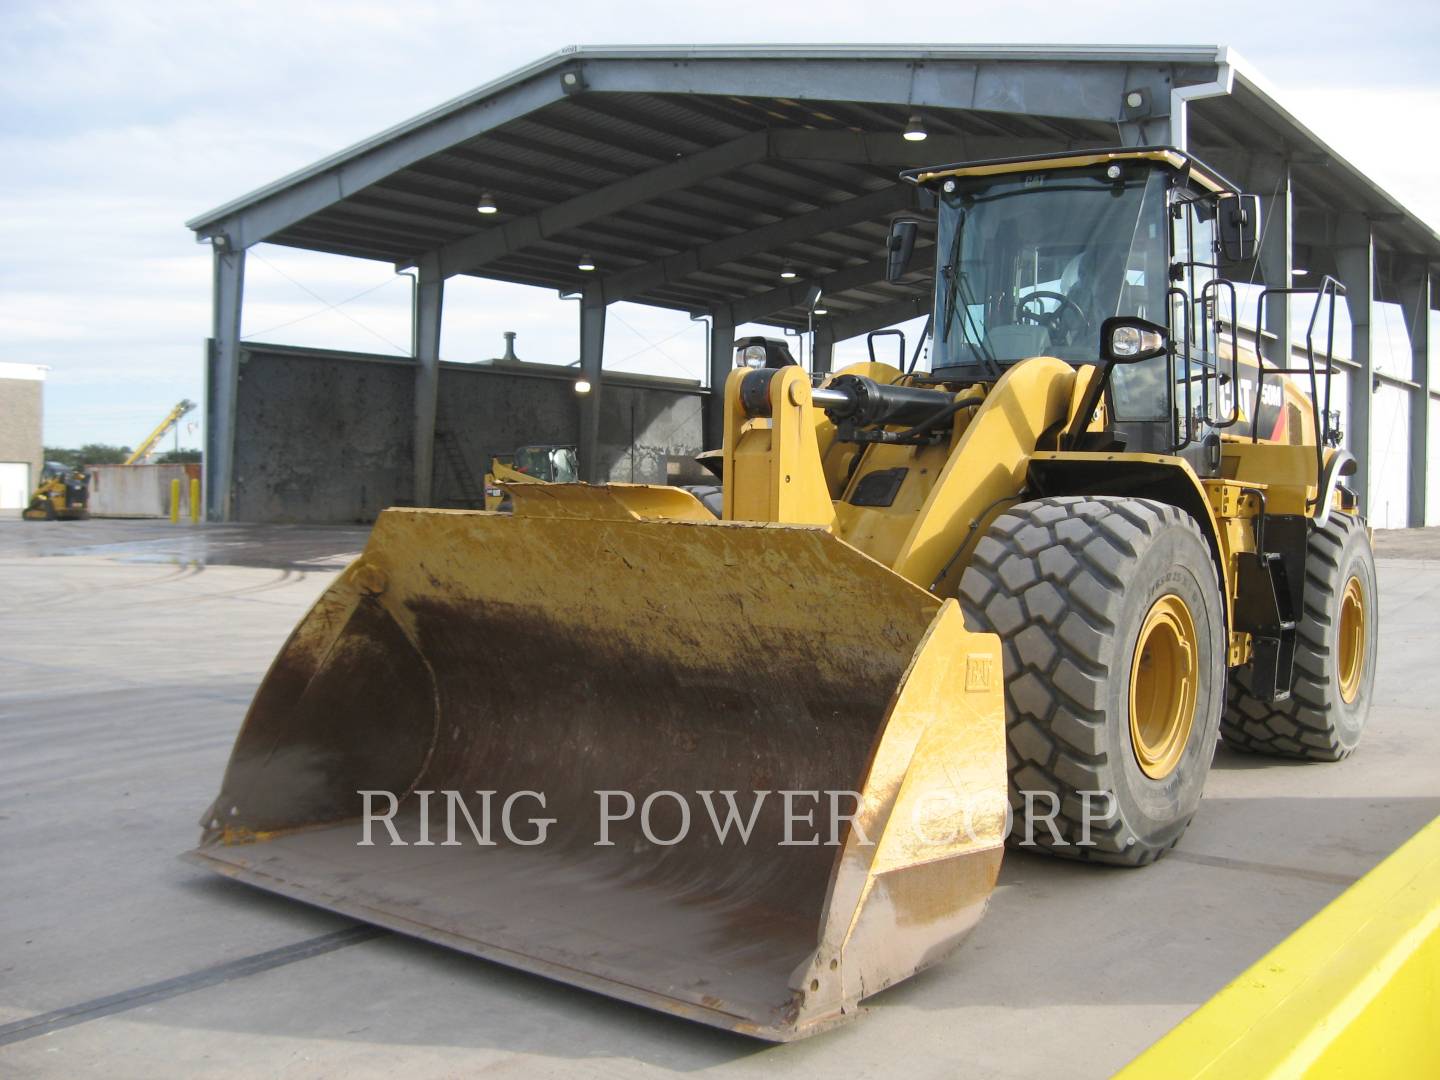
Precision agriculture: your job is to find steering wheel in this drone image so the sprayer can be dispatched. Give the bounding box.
[1017,290,1090,333]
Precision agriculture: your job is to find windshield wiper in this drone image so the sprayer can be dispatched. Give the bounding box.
[955,271,1000,379]
[938,208,967,340]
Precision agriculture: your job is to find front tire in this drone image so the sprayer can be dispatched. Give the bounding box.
[1221,513,1377,761]
[960,497,1226,865]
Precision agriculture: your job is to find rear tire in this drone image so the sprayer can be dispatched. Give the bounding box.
[1220,513,1377,761]
[959,496,1225,865]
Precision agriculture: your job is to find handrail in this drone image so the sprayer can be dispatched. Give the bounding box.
[1166,285,1195,451]
[1200,277,1241,428]
[1249,277,1346,510]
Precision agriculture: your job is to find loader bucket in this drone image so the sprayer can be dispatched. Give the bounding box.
[188,502,1007,1040]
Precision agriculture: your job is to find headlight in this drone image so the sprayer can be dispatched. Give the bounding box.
[737,344,768,368]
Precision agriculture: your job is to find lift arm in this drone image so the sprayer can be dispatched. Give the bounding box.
[124,399,197,466]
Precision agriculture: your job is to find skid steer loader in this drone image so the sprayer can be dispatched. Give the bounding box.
[482,443,578,511]
[22,462,90,520]
[190,147,1376,1040]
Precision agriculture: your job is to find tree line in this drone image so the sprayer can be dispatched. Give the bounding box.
[44,445,202,468]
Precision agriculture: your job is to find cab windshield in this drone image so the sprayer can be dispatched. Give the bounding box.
[931,165,1169,375]
[514,445,578,483]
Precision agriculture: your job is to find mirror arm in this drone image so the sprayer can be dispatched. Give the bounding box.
[1061,361,1117,451]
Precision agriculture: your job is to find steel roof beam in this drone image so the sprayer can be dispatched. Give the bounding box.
[726,250,933,324]
[191,74,572,248]
[581,55,1188,125]
[597,184,916,305]
[423,130,1003,280]
[813,294,933,347]
[427,131,774,276]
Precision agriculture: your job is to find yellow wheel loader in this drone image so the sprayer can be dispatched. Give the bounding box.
[482,443,578,511]
[22,462,90,521]
[190,147,1375,1040]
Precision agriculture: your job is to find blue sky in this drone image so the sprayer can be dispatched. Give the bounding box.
[2,1,1437,452]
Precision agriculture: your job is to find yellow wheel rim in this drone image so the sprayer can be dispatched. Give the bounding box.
[1337,575,1366,704]
[1129,594,1200,780]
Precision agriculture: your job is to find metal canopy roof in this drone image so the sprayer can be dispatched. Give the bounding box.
[189,45,1440,334]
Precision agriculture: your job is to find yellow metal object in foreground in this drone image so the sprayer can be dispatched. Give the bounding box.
[189,504,1007,1040]
[1117,816,1440,1078]
[1129,594,1200,781]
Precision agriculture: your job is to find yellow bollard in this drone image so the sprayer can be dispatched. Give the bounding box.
[190,477,201,524]
[170,478,181,524]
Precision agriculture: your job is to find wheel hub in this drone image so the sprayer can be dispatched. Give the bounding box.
[1129,593,1199,780]
[1337,575,1366,704]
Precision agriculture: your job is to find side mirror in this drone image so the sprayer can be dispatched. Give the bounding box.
[1064,316,1171,450]
[885,218,920,283]
[1100,316,1168,363]
[1218,193,1261,261]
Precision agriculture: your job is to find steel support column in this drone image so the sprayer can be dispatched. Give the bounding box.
[578,285,606,482]
[413,255,443,507]
[813,338,834,375]
[1254,157,1293,365]
[206,245,245,521]
[705,308,734,451]
[1399,267,1433,526]
[1332,216,1375,518]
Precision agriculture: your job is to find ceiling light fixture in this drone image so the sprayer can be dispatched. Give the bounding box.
[903,114,928,142]
[577,253,596,271]
[476,191,498,215]
[779,263,797,280]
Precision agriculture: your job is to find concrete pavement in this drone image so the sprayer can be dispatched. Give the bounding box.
[1,520,1436,1078]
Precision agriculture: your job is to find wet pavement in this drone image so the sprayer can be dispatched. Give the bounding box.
[0,518,372,570]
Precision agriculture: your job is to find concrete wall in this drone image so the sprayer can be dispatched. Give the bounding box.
[88,464,200,518]
[597,382,706,486]
[0,365,45,511]
[218,343,707,523]
[431,363,706,505]
[432,363,579,507]
[229,344,415,524]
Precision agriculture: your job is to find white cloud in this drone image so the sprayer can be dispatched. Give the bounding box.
[3,0,1436,448]
[1279,85,1440,231]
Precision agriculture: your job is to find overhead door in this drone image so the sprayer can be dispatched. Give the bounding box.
[0,461,31,509]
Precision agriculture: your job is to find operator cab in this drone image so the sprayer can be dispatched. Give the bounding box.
[512,445,578,483]
[893,148,1289,466]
